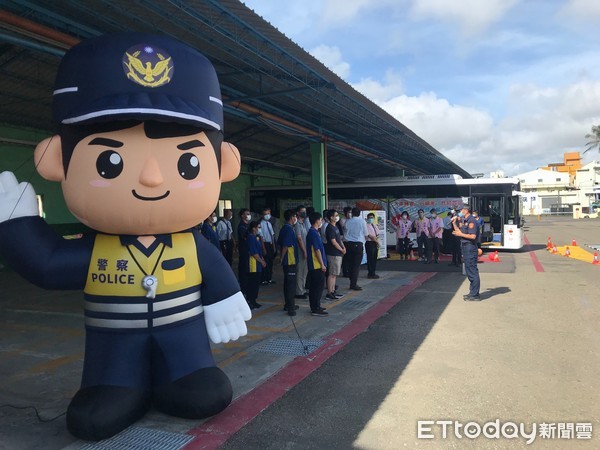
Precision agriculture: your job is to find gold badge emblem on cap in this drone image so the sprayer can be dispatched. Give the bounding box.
[122,44,174,88]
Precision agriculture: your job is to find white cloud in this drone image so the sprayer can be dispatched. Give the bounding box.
[381,91,494,149]
[562,0,600,22]
[309,45,351,79]
[409,0,520,35]
[365,78,600,175]
[352,70,404,103]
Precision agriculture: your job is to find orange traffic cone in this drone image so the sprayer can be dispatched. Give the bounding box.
[564,246,571,257]
[551,244,558,254]
[593,252,599,265]
[571,239,577,246]
[492,250,500,262]
[546,237,553,250]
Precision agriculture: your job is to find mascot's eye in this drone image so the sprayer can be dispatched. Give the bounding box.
[96,151,123,179]
[178,153,200,180]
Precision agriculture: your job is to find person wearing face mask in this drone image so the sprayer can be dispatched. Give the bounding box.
[324,209,346,300]
[246,221,266,309]
[216,209,234,266]
[277,210,299,315]
[340,206,353,278]
[294,205,309,299]
[452,204,480,301]
[259,207,276,286]
[415,209,431,262]
[395,211,412,260]
[201,211,220,250]
[427,208,444,264]
[306,212,328,316]
[344,207,369,290]
[444,209,461,267]
[237,208,252,297]
[365,213,380,278]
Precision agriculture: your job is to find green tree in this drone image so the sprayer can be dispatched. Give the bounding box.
[584,125,600,153]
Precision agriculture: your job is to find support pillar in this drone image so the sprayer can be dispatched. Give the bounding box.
[310,142,326,214]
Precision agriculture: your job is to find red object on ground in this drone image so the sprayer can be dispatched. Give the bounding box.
[546,237,552,250]
[565,246,571,257]
[593,252,599,265]
[571,239,577,246]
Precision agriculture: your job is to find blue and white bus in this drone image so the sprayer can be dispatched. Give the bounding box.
[248,175,524,250]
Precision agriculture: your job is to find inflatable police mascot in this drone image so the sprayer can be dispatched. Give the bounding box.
[0,33,251,441]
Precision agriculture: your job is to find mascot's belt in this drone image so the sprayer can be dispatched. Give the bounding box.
[84,290,202,329]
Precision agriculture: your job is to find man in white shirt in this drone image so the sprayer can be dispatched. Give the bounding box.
[216,209,234,266]
[344,207,369,290]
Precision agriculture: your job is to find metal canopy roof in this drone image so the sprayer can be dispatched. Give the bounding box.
[0,0,470,181]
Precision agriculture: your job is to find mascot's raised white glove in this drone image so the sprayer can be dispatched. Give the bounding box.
[0,171,38,224]
[204,292,252,344]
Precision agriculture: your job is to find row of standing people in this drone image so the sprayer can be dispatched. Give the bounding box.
[393,208,484,267]
[216,205,381,317]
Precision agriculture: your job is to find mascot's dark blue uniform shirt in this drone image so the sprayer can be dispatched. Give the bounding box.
[0,216,241,387]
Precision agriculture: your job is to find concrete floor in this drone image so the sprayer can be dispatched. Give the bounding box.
[1,216,599,449]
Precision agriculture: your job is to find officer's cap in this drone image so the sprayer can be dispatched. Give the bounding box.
[461,204,472,212]
[52,33,223,131]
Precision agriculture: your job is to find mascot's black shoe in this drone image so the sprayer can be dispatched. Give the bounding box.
[153,366,233,419]
[66,385,151,441]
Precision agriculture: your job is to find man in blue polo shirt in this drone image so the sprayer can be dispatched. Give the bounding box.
[305,212,328,316]
[277,209,299,316]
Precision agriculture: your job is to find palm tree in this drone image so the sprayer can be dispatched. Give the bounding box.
[584,125,600,153]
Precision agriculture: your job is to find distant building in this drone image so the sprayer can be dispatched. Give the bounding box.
[489,170,505,178]
[574,160,600,213]
[517,168,576,215]
[540,151,582,180]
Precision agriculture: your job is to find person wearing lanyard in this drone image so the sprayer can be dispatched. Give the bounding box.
[259,207,276,285]
[365,212,380,279]
[216,209,234,266]
[452,204,481,301]
[344,207,369,290]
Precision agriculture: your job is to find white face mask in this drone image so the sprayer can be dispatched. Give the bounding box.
[292,217,298,225]
[432,214,437,218]
[264,214,271,221]
[245,214,252,221]
[211,216,217,223]
[334,215,340,223]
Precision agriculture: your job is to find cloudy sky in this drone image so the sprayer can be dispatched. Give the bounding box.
[242,0,600,176]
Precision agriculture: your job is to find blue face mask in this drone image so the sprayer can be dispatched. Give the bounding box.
[458,212,465,218]
[368,218,375,224]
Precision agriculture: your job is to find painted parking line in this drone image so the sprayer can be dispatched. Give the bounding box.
[183,272,436,450]
[524,235,545,272]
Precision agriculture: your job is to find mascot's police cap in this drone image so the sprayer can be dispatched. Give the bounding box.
[52,33,223,131]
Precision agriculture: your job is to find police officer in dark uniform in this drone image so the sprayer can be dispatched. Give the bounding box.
[452,204,480,301]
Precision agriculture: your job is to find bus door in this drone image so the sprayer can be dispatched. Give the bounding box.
[472,195,505,245]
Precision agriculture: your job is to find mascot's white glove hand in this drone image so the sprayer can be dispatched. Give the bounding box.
[0,171,38,223]
[204,292,252,344]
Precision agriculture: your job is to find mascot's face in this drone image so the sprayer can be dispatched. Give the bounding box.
[61,123,221,235]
